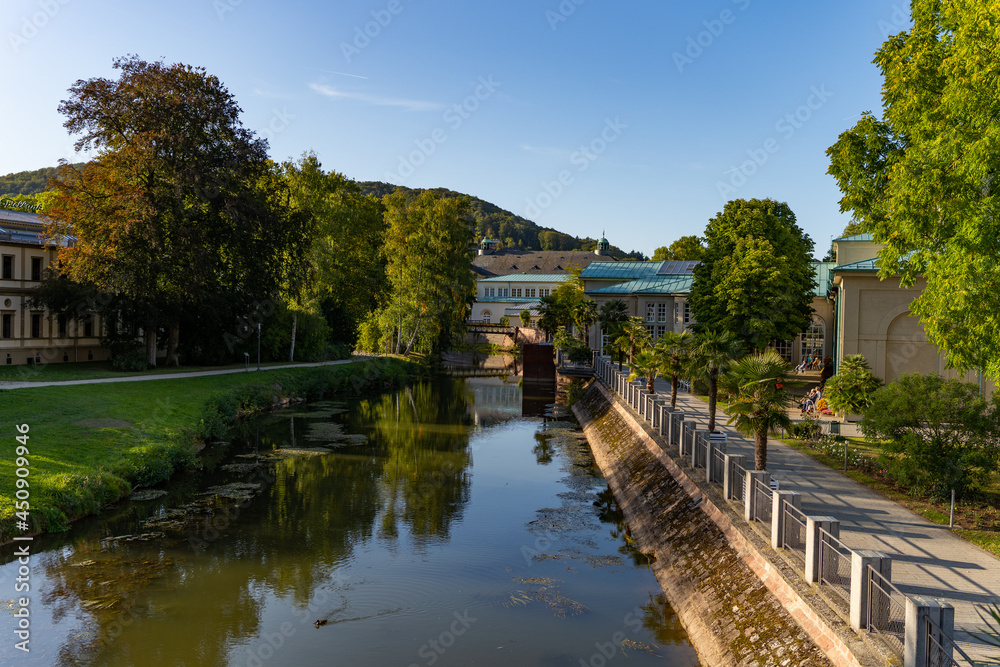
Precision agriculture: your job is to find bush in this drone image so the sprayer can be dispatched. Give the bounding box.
[110,342,150,372]
[824,354,881,415]
[861,373,1000,499]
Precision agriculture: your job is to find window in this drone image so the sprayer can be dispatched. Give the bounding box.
[30,313,42,339]
[482,310,492,323]
[58,318,67,338]
[645,303,655,323]
[656,325,666,340]
[771,339,794,362]
[683,302,692,324]
[512,288,522,298]
[1,313,12,339]
[600,328,610,353]
[657,303,667,323]
[645,325,655,339]
[83,315,94,338]
[526,288,536,298]
[30,257,42,282]
[499,288,508,298]
[484,287,495,297]
[1,256,12,280]
[801,316,825,360]
[539,288,550,297]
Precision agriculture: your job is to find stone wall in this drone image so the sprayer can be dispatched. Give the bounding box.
[572,382,880,667]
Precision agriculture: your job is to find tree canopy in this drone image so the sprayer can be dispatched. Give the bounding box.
[42,56,307,367]
[688,199,815,351]
[826,1,1000,379]
[651,235,706,262]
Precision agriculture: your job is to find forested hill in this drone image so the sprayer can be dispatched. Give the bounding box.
[0,164,84,196]
[359,181,645,258]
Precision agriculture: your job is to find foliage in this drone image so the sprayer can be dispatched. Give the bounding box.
[573,299,598,342]
[537,270,585,339]
[519,309,532,328]
[615,317,650,367]
[689,199,815,352]
[375,190,475,355]
[651,235,706,262]
[499,315,510,327]
[654,331,693,409]
[0,163,84,196]
[628,349,660,392]
[823,354,882,415]
[726,349,798,470]
[42,56,307,368]
[553,326,591,363]
[861,373,1000,499]
[826,3,1000,380]
[691,328,744,432]
[262,301,331,363]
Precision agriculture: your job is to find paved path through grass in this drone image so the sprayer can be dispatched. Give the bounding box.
[614,364,1000,663]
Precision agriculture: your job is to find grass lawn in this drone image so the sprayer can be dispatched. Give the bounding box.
[0,358,412,541]
[779,434,1000,558]
[0,358,335,383]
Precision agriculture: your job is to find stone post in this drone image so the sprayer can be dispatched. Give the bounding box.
[850,551,891,632]
[805,516,840,585]
[904,597,954,667]
[771,490,802,550]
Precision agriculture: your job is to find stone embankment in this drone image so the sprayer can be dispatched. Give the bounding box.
[573,382,881,667]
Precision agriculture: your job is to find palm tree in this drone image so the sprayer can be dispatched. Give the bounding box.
[615,317,650,369]
[654,330,692,409]
[573,299,599,343]
[598,299,630,367]
[693,329,744,432]
[628,349,660,393]
[726,350,801,470]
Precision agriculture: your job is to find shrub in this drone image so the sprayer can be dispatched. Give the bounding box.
[110,341,150,372]
[861,373,1000,499]
[824,354,881,415]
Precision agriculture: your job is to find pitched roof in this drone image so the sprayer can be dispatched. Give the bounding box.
[833,233,875,242]
[588,274,694,295]
[657,260,699,275]
[813,261,837,297]
[833,257,879,272]
[580,261,662,280]
[472,249,608,277]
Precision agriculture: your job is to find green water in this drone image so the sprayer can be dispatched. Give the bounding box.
[1,377,699,666]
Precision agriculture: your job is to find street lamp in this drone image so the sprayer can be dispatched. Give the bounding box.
[257,322,261,371]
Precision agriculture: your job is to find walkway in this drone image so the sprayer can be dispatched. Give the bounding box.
[613,363,1000,663]
[0,358,367,390]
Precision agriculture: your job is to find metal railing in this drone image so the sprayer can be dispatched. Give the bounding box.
[670,414,683,446]
[694,432,708,469]
[683,428,695,457]
[866,567,906,660]
[710,447,726,483]
[730,460,747,503]
[753,477,773,524]
[782,502,808,568]
[819,528,853,609]
[925,614,975,667]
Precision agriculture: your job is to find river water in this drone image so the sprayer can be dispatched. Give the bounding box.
[2,375,699,666]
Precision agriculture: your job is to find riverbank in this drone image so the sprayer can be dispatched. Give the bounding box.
[573,381,879,667]
[0,357,420,542]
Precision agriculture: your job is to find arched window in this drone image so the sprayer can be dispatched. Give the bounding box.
[482,310,492,324]
[800,316,826,361]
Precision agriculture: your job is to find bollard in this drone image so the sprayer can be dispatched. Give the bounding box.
[904,597,954,667]
[850,551,891,632]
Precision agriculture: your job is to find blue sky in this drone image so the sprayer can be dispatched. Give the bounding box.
[0,0,910,258]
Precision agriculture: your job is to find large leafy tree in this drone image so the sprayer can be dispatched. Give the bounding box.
[727,350,799,470]
[651,235,706,262]
[42,56,306,367]
[826,2,1000,379]
[689,199,815,352]
[377,190,475,355]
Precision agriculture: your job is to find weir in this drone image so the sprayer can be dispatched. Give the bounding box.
[573,381,883,667]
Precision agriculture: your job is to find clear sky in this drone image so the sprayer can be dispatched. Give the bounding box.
[0,0,910,258]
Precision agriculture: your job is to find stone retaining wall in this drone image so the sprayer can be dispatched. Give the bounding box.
[572,382,881,667]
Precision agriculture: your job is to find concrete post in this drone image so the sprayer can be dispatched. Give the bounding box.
[744,470,770,523]
[723,453,746,501]
[805,516,840,585]
[771,490,802,550]
[850,551,891,632]
[904,597,954,667]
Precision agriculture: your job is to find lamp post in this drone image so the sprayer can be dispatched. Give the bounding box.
[256,322,261,371]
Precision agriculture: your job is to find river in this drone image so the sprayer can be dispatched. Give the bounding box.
[1,375,699,666]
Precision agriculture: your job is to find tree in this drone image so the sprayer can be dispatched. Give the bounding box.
[651,235,706,262]
[628,349,660,393]
[692,329,744,432]
[376,190,475,355]
[861,373,1000,499]
[823,354,882,416]
[615,317,650,368]
[42,56,306,367]
[573,299,598,343]
[655,331,693,409]
[519,309,532,328]
[688,199,815,352]
[599,299,630,367]
[826,3,1000,379]
[727,350,798,470]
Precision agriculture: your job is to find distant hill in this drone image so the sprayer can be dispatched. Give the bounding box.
[0,164,85,196]
[359,181,645,258]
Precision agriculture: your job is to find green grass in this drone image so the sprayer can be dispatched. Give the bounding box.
[0,359,342,383]
[0,357,418,541]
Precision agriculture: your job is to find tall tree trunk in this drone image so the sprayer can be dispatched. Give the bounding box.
[670,375,679,409]
[166,323,180,367]
[289,311,297,363]
[755,429,768,470]
[646,376,654,393]
[708,368,718,432]
[145,328,158,368]
[403,315,423,356]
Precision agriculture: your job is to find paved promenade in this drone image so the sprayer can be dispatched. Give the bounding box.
[613,366,1000,664]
